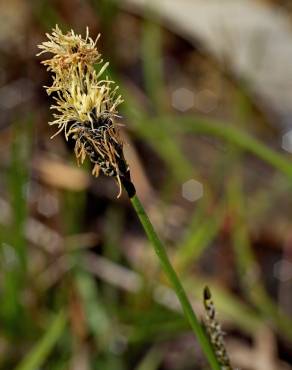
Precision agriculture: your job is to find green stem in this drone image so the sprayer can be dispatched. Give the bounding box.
[130,194,221,370]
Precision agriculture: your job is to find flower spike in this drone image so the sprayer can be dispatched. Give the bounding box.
[38,25,134,198]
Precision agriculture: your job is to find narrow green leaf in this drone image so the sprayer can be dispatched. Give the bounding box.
[15,311,66,370]
[154,115,292,181]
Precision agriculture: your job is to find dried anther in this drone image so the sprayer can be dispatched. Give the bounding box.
[38,25,135,198]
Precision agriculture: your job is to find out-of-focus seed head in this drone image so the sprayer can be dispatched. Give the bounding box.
[203,286,233,370]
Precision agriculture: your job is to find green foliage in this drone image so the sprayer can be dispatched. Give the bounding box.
[15,312,67,370]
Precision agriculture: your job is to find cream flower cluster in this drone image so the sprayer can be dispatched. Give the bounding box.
[38,25,123,138]
[38,25,127,197]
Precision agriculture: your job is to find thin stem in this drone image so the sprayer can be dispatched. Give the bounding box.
[130,194,221,370]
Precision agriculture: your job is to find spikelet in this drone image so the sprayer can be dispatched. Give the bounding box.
[37,25,134,198]
[37,25,100,92]
[203,287,233,370]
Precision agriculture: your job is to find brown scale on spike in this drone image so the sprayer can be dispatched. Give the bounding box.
[72,117,134,197]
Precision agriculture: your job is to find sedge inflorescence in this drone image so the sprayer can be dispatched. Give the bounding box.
[203,287,233,370]
[38,25,131,197]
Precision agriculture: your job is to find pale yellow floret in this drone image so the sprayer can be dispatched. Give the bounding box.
[47,64,123,137]
[37,25,100,71]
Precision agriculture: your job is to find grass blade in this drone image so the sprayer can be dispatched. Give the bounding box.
[15,311,66,370]
[155,115,292,181]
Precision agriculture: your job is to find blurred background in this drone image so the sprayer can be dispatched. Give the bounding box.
[1,0,292,369]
